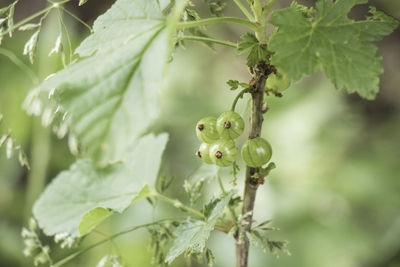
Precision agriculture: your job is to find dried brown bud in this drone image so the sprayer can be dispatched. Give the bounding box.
[224,121,231,129]
[215,151,223,159]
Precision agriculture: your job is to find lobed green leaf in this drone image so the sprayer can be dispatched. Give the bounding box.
[269,0,399,99]
[165,191,233,263]
[237,32,269,67]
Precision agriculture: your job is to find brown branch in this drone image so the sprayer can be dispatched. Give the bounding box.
[235,62,275,267]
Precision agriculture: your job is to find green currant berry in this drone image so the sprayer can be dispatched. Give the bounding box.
[266,71,290,92]
[241,137,272,167]
[196,117,219,144]
[209,139,237,167]
[196,143,213,164]
[216,111,244,139]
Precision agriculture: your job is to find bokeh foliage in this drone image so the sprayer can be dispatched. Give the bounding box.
[0,0,399,266]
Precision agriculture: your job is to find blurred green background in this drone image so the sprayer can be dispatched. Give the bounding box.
[0,0,399,266]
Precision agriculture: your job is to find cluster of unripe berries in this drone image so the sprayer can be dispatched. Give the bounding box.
[195,111,272,168]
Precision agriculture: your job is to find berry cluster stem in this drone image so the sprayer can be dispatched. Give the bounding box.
[231,88,251,111]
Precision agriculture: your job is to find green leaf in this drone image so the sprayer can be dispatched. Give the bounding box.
[78,207,113,236]
[237,33,269,67]
[165,192,233,263]
[227,80,239,90]
[269,0,399,99]
[24,0,185,163]
[202,198,220,219]
[247,44,269,67]
[33,133,168,237]
[237,33,258,55]
[227,80,250,91]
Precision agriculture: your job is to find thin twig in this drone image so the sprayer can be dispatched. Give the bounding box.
[153,192,205,219]
[51,220,173,267]
[177,17,258,31]
[180,35,237,48]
